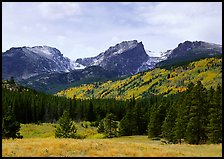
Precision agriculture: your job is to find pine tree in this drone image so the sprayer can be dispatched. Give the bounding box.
[186,81,208,144]
[2,105,23,139]
[69,96,77,120]
[55,110,77,138]
[148,102,166,138]
[173,82,195,144]
[118,111,136,136]
[104,113,119,138]
[118,103,138,136]
[162,104,177,142]
[207,85,222,143]
[135,100,148,135]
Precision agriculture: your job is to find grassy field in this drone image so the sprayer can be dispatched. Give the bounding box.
[19,122,104,139]
[19,123,57,138]
[2,123,222,157]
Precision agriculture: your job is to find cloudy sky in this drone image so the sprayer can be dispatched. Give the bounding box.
[2,2,222,60]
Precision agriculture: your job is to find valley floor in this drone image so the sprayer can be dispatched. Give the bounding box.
[2,136,222,157]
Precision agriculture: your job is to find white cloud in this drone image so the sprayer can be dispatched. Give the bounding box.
[2,2,222,60]
[135,2,221,27]
[38,2,82,20]
[131,2,222,52]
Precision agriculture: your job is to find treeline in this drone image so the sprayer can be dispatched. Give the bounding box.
[2,85,126,123]
[2,81,222,144]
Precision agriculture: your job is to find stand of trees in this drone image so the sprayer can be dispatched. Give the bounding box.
[2,81,222,144]
[2,105,23,139]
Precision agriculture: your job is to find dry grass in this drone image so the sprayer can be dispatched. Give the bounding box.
[2,136,222,157]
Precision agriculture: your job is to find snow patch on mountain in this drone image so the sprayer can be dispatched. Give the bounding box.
[160,50,173,60]
[21,73,39,80]
[112,41,138,55]
[146,50,161,57]
[136,56,163,73]
[25,46,57,60]
[70,60,86,70]
[75,40,140,67]
[92,54,104,65]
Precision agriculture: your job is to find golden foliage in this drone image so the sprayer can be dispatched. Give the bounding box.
[56,58,222,100]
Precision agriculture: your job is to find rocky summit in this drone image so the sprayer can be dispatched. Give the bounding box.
[76,40,153,75]
[2,46,73,80]
[156,41,222,69]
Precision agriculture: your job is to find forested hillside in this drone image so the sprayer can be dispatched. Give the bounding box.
[2,57,222,144]
[2,79,222,144]
[57,57,222,99]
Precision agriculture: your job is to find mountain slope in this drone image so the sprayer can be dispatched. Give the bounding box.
[57,57,222,100]
[19,65,121,94]
[156,41,222,69]
[3,40,221,95]
[2,46,74,80]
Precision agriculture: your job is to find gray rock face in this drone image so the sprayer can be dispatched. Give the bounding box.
[76,40,150,75]
[156,41,222,69]
[168,41,222,59]
[2,46,73,80]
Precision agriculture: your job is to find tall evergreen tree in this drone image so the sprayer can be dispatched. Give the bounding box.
[186,81,208,144]
[2,105,23,139]
[162,104,177,142]
[173,92,191,144]
[69,96,77,120]
[119,100,138,136]
[104,113,119,138]
[119,110,137,136]
[135,100,147,135]
[148,102,166,138]
[207,85,222,143]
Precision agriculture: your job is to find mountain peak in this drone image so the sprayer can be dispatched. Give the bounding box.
[156,40,222,69]
[106,40,139,56]
[2,45,73,80]
[178,40,222,50]
[76,40,149,75]
[23,45,62,58]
